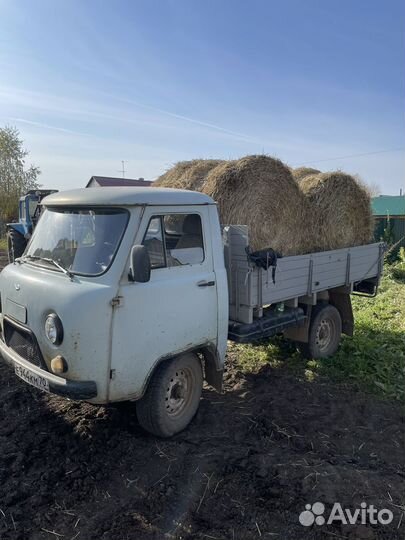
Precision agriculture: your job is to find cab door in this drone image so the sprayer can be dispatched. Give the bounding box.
[108,205,218,402]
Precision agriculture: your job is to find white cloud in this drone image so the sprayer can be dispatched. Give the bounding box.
[10,118,92,136]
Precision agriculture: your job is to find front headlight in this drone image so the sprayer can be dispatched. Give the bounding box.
[45,313,63,345]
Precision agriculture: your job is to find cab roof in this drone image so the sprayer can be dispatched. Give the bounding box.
[42,186,215,207]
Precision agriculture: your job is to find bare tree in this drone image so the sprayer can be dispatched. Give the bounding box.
[365,181,382,197]
[0,125,41,222]
[353,174,381,197]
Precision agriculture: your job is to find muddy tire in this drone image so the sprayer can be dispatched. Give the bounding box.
[298,303,342,359]
[136,353,203,437]
[7,229,27,262]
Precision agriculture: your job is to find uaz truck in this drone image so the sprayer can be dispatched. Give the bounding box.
[0,188,384,437]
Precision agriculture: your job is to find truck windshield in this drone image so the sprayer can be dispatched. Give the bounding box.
[25,207,129,276]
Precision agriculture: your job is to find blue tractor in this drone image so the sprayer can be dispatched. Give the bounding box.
[7,189,58,262]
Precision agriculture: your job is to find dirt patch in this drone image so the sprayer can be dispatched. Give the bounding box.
[0,250,404,540]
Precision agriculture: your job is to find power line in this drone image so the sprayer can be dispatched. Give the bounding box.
[295,147,405,166]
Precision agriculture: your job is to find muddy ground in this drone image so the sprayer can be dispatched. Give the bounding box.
[0,252,404,540]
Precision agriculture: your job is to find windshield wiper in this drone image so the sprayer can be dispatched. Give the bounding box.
[21,255,75,280]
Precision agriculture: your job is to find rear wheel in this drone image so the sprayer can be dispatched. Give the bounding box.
[298,303,342,359]
[7,229,26,262]
[136,353,203,437]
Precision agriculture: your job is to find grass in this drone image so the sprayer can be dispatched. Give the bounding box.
[0,237,7,251]
[232,271,405,401]
[391,261,405,282]
[389,247,405,282]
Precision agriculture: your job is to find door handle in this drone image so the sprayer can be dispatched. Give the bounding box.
[197,280,216,287]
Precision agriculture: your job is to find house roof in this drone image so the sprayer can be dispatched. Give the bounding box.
[372,195,405,217]
[42,187,215,207]
[86,176,152,187]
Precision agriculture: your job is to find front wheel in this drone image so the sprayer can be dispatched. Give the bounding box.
[136,353,203,437]
[7,229,27,262]
[298,303,342,359]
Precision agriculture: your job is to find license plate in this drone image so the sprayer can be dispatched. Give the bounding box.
[15,365,50,393]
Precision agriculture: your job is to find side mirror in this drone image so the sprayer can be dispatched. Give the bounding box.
[129,245,151,283]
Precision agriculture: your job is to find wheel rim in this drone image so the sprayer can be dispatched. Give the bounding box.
[315,318,334,352]
[165,367,194,417]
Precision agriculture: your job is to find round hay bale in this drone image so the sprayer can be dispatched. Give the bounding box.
[292,167,321,181]
[299,171,373,250]
[154,159,224,191]
[153,160,196,189]
[201,155,309,254]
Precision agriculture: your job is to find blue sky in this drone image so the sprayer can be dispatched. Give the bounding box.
[0,0,404,193]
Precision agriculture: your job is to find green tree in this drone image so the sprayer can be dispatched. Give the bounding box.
[0,125,41,222]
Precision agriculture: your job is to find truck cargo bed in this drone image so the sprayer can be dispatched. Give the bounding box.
[223,226,384,324]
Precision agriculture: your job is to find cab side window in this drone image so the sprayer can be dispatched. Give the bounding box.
[142,216,166,268]
[142,214,204,268]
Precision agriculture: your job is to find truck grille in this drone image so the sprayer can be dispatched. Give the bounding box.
[3,318,45,369]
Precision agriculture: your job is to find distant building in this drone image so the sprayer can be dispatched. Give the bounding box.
[372,195,405,248]
[86,176,152,188]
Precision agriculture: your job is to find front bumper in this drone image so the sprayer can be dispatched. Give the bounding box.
[0,338,97,400]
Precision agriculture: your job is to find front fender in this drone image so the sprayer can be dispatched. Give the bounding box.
[7,223,26,236]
